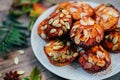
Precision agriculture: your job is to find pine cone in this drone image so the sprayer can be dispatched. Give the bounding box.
[3,71,21,80]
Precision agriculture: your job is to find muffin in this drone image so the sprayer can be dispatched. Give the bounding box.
[70,17,104,48]
[78,45,111,73]
[38,8,72,41]
[94,4,119,32]
[44,39,79,66]
[57,1,94,20]
[103,28,120,52]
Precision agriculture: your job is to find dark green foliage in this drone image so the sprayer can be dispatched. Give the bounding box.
[0,14,28,53]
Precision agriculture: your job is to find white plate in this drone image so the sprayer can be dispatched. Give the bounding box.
[31,1,120,80]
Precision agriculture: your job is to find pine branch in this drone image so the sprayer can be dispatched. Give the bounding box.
[0,15,28,53]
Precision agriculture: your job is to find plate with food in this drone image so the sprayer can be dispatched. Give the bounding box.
[31,1,120,80]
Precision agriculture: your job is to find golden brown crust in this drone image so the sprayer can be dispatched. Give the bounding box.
[56,2,94,20]
[94,4,119,32]
[44,40,79,66]
[103,28,120,53]
[78,45,111,73]
[37,8,72,41]
[70,17,104,49]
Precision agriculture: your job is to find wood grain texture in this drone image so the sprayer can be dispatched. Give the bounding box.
[0,48,66,80]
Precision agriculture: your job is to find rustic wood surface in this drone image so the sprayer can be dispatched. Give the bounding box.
[0,48,66,80]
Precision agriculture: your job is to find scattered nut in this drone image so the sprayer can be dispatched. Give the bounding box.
[49,18,54,24]
[18,50,24,55]
[50,29,57,33]
[53,45,64,50]
[73,52,78,57]
[48,52,54,56]
[112,36,118,44]
[66,15,71,18]
[97,51,105,58]
[65,22,70,29]
[63,19,69,21]
[41,32,46,39]
[66,41,70,46]
[112,44,119,51]
[41,25,47,30]
[52,19,59,26]
[58,30,63,36]
[62,10,69,15]
[60,13,64,17]
[17,70,25,75]
[14,57,19,65]
[74,35,81,44]
[60,20,65,25]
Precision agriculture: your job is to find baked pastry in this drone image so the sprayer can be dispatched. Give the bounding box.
[78,45,111,73]
[57,1,94,20]
[44,39,79,66]
[38,8,72,41]
[103,28,120,52]
[70,17,104,48]
[94,4,119,32]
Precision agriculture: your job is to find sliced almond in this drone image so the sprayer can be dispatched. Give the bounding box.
[83,30,88,37]
[66,15,71,18]
[112,44,119,51]
[112,36,118,44]
[49,18,54,24]
[55,23,61,27]
[41,32,46,39]
[97,51,105,58]
[52,19,59,26]
[80,13,87,18]
[70,33,75,37]
[62,26,67,32]
[63,19,69,21]
[50,29,57,33]
[80,19,87,25]
[41,25,47,30]
[14,57,19,65]
[74,35,81,45]
[48,52,54,56]
[65,22,70,29]
[105,35,109,39]
[73,52,78,57]
[70,7,77,12]
[108,10,119,17]
[60,13,64,17]
[17,70,25,75]
[66,41,70,46]
[101,15,109,22]
[62,10,69,15]
[18,50,24,55]
[58,30,63,36]
[88,57,94,64]
[53,45,64,50]
[60,20,65,25]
